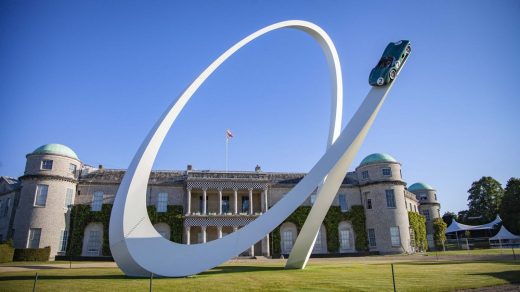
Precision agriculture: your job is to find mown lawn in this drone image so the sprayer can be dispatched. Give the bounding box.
[0,259,519,291]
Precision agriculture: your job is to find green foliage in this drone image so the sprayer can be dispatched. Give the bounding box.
[467,176,504,224]
[68,204,183,256]
[146,205,184,243]
[271,205,367,255]
[442,211,456,226]
[0,243,14,263]
[13,247,50,261]
[68,204,112,256]
[408,212,427,251]
[457,210,469,224]
[499,177,520,235]
[432,217,447,249]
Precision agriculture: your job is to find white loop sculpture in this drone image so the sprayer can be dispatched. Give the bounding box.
[109,20,402,277]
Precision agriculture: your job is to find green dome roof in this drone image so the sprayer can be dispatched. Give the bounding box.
[408,182,435,192]
[359,153,397,166]
[32,144,79,160]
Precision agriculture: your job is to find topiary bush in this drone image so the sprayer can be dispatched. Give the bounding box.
[0,242,14,263]
[13,247,51,261]
[271,205,367,255]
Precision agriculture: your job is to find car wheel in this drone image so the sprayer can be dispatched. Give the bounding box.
[389,69,397,80]
[406,45,411,53]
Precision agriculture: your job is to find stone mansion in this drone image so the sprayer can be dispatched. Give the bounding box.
[0,144,442,260]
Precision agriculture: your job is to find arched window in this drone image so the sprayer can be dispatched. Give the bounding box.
[283,231,293,253]
[312,224,328,254]
[280,222,297,254]
[82,223,103,256]
[339,221,355,252]
[154,223,171,240]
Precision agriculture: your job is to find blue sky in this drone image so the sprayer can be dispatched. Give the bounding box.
[1,0,519,214]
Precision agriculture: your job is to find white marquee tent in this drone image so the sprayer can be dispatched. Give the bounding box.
[445,215,502,234]
[489,225,520,248]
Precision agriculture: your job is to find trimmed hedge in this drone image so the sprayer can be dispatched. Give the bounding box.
[0,243,14,263]
[68,204,183,256]
[408,212,428,251]
[13,247,51,261]
[272,205,367,255]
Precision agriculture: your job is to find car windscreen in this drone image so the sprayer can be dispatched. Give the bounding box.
[377,57,393,69]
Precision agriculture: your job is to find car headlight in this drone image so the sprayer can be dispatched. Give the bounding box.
[395,61,400,68]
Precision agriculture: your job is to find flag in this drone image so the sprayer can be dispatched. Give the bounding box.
[226,129,234,139]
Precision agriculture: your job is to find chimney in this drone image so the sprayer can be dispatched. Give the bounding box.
[187,164,193,171]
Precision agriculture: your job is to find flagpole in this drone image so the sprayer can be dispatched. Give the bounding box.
[225,129,233,172]
[225,137,228,172]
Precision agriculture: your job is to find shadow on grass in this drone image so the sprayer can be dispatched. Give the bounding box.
[0,275,127,281]
[0,266,286,281]
[201,265,285,275]
[469,271,520,284]
[0,265,61,270]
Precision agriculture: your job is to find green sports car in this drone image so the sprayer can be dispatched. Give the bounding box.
[369,40,411,86]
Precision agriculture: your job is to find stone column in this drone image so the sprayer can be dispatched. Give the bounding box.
[202,188,207,215]
[248,188,253,215]
[233,189,238,214]
[233,226,238,232]
[201,226,207,243]
[263,188,269,212]
[185,226,191,245]
[217,226,223,239]
[218,189,223,215]
[250,244,255,257]
[186,188,192,215]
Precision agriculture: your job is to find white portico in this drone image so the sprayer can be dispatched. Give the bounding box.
[183,171,271,257]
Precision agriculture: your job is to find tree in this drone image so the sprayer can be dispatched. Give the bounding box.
[466,176,504,224]
[499,177,520,235]
[433,218,447,249]
[442,211,456,226]
[457,210,469,224]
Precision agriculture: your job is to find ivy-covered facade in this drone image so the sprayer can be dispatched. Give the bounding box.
[67,204,183,257]
[271,206,368,256]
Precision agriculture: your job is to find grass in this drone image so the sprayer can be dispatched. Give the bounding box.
[0,258,519,291]
[0,261,100,267]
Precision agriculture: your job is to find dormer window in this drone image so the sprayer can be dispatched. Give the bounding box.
[362,171,369,180]
[41,160,53,170]
[382,168,391,176]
